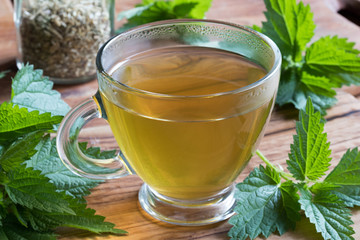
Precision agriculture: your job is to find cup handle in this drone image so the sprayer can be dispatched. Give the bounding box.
[56,92,131,180]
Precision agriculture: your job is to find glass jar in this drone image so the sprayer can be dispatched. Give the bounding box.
[14,0,114,84]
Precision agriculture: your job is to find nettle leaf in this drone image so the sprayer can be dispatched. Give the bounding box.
[324,148,360,207]
[305,36,360,77]
[0,102,62,144]
[173,0,212,19]
[293,87,336,116]
[284,36,360,114]
[275,67,298,107]
[278,180,301,233]
[0,217,56,240]
[9,204,28,228]
[261,0,315,60]
[310,182,340,195]
[4,166,125,235]
[4,165,75,215]
[275,68,337,115]
[25,136,102,200]
[78,142,117,160]
[329,72,360,87]
[116,0,212,33]
[298,185,355,240]
[287,98,331,180]
[24,202,127,235]
[328,186,360,208]
[251,24,262,33]
[326,148,360,185]
[172,2,198,17]
[228,165,299,240]
[11,64,70,117]
[0,130,45,171]
[117,1,173,32]
[301,71,336,98]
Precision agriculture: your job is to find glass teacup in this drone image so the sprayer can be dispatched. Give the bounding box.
[57,19,281,226]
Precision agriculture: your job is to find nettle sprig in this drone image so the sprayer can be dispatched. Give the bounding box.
[228,98,360,240]
[0,65,126,239]
[116,0,212,33]
[254,0,360,115]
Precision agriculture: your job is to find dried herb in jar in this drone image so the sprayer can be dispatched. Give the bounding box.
[17,0,112,83]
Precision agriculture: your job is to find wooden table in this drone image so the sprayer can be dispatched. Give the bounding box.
[1,0,360,239]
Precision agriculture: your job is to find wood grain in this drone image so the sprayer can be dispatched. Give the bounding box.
[1,0,360,239]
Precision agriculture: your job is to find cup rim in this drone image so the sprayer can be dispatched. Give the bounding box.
[96,19,281,99]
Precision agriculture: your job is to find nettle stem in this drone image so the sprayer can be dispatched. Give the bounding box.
[256,150,293,180]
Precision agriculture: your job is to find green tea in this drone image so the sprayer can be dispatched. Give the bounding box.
[100,46,272,200]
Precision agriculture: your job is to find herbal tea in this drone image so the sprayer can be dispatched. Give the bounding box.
[100,46,272,200]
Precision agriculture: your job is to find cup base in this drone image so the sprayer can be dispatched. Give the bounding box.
[138,183,236,226]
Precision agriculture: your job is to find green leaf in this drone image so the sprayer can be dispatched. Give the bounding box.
[78,142,117,160]
[287,98,331,180]
[324,148,360,207]
[301,71,336,98]
[261,0,315,61]
[117,2,172,33]
[295,88,336,116]
[3,165,125,235]
[326,148,360,185]
[298,185,355,240]
[24,203,127,235]
[275,67,298,107]
[251,24,262,33]
[173,0,211,19]
[329,186,360,208]
[278,180,301,233]
[228,165,300,240]
[10,204,28,227]
[329,72,360,87]
[116,0,212,33]
[310,182,340,195]
[25,136,102,200]
[305,36,360,76]
[282,35,360,113]
[278,80,336,116]
[275,67,336,115]
[4,165,75,214]
[172,2,198,17]
[117,4,153,22]
[0,102,62,144]
[0,216,56,240]
[10,64,70,117]
[275,60,337,116]
[0,130,45,171]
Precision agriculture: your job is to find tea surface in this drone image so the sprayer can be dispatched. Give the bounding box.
[110,46,266,96]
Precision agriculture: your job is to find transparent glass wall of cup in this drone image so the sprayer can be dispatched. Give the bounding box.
[56,19,281,226]
[14,0,115,84]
